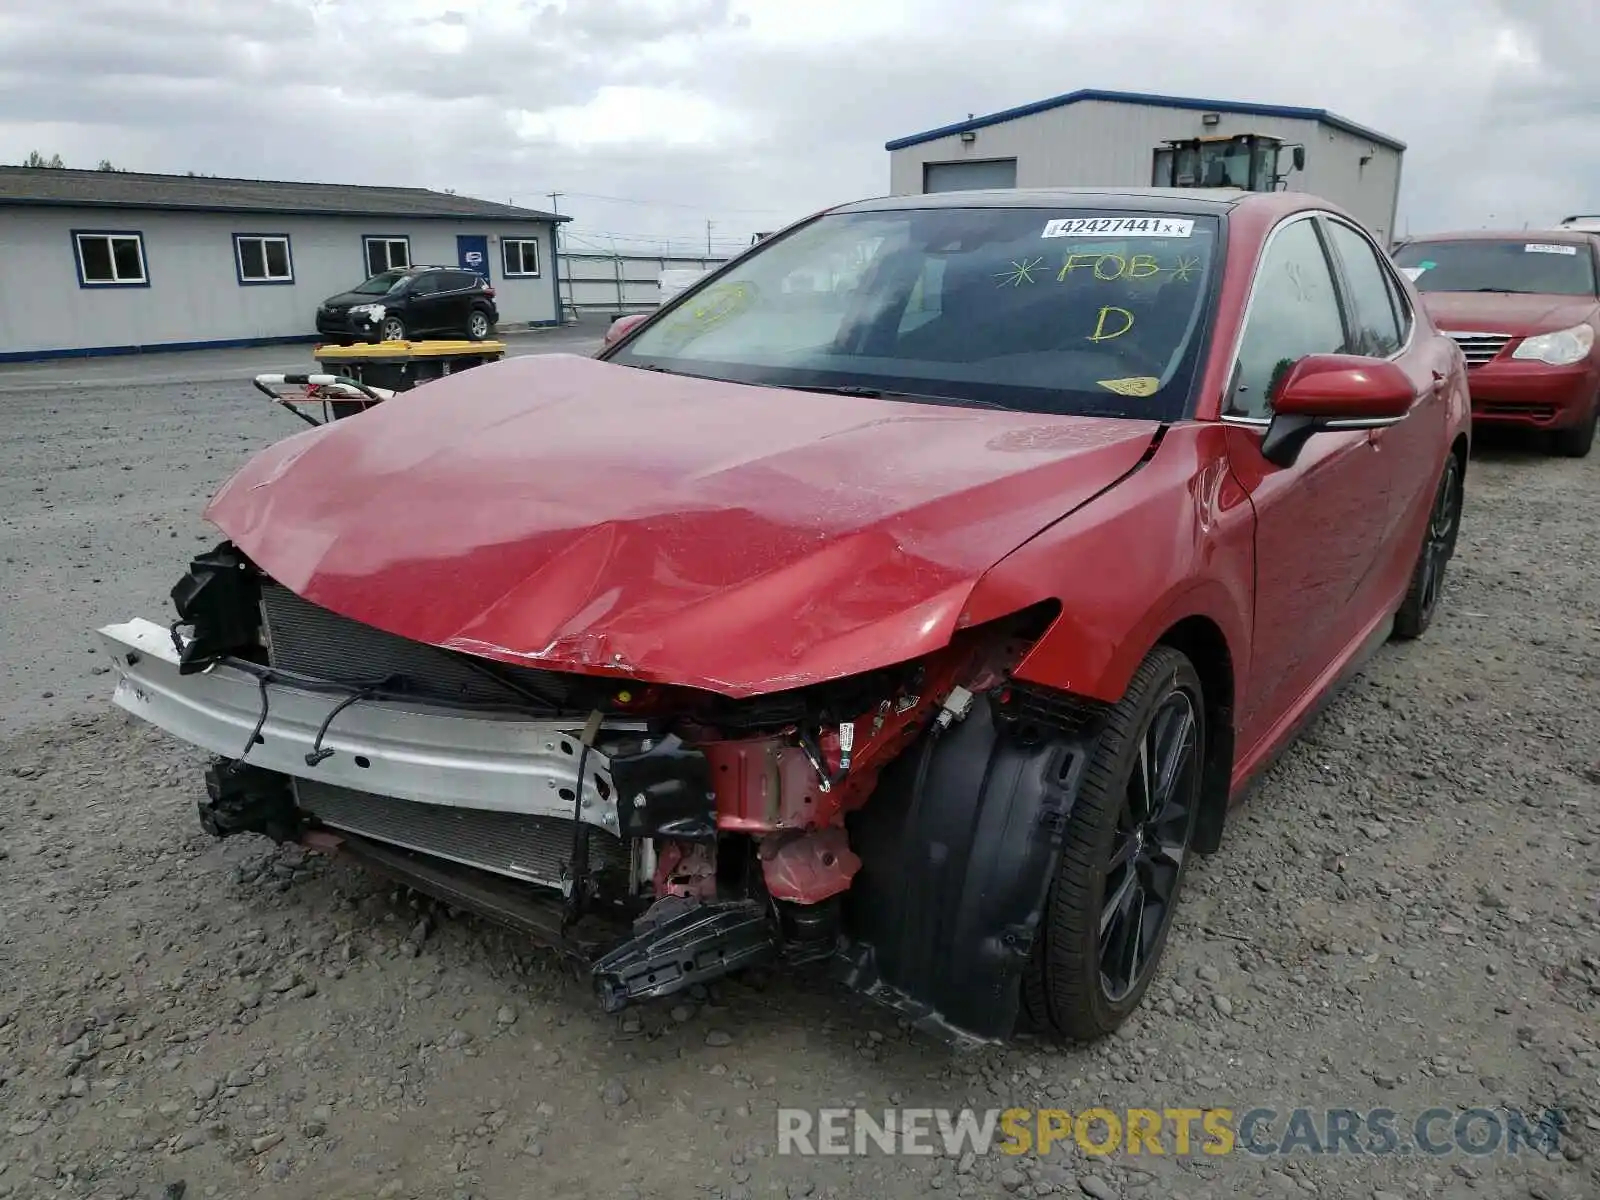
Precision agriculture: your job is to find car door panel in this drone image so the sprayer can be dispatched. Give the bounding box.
[1323,216,1456,608]
[1225,424,1389,749]
[1221,214,1395,749]
[406,273,446,335]
[445,272,476,332]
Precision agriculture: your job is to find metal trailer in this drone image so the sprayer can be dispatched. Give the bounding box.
[251,339,507,425]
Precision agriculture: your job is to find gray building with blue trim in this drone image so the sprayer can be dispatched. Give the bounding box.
[886,88,1405,246]
[0,167,569,361]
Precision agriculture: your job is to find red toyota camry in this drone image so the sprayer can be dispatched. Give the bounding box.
[100,188,1470,1046]
[1392,229,1600,457]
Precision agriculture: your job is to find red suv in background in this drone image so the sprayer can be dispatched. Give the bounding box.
[1393,231,1600,457]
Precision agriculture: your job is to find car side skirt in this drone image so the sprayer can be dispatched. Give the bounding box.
[1227,605,1396,806]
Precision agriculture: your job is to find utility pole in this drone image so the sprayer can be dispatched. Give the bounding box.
[706,220,713,257]
[548,192,563,250]
[547,191,568,322]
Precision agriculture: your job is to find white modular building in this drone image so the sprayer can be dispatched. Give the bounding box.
[0,167,569,361]
[886,88,1405,245]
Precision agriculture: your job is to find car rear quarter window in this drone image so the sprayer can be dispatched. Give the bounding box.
[1326,220,1402,357]
[1228,217,1346,420]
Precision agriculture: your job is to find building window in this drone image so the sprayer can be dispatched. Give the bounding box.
[73,231,147,286]
[234,234,294,284]
[501,237,541,277]
[364,236,410,276]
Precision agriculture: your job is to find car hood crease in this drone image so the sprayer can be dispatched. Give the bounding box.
[206,353,1161,696]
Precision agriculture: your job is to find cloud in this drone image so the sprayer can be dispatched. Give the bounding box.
[0,0,1593,250]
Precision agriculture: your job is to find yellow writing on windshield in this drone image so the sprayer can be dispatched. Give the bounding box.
[1088,306,1135,342]
[687,281,754,324]
[1048,253,1196,283]
[655,281,756,352]
[995,257,1046,287]
[1098,376,1161,397]
[1057,253,1102,280]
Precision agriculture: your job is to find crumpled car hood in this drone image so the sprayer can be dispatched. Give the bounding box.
[207,353,1158,696]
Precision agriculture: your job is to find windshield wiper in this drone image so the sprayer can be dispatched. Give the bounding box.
[784,384,1012,410]
[1471,287,1534,294]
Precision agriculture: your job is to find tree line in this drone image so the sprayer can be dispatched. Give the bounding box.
[17,150,212,176]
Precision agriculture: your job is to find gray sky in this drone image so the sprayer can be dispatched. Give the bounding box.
[1,0,1594,254]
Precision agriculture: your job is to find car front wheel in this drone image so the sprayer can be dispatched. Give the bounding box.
[1550,400,1597,458]
[1021,644,1205,1042]
[379,316,406,343]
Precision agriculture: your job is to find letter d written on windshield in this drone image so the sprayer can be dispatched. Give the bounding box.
[1088,306,1134,342]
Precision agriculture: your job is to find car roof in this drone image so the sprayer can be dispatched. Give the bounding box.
[828,186,1306,218]
[1398,229,1599,246]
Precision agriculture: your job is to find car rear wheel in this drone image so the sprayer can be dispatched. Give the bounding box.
[379,316,406,343]
[1021,645,1204,1042]
[1550,401,1597,458]
[1393,452,1463,640]
[466,310,492,341]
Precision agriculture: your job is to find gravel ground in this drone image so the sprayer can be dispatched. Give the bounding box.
[1,373,1597,1200]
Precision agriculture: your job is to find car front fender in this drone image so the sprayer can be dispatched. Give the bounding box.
[958,423,1254,707]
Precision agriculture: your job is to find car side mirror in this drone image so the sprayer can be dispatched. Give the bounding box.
[1260,353,1414,468]
[603,313,649,348]
[1292,145,1306,172]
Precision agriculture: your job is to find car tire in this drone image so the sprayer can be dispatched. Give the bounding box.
[379,316,406,343]
[466,310,492,341]
[1020,644,1205,1042]
[1550,402,1597,458]
[1392,451,1464,641]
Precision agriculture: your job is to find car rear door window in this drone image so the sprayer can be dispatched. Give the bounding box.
[1326,220,1402,357]
[1381,260,1413,343]
[1228,217,1347,420]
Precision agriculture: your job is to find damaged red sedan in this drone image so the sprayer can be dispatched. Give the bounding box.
[100,188,1470,1046]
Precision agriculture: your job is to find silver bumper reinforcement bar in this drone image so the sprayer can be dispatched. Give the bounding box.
[98,618,623,833]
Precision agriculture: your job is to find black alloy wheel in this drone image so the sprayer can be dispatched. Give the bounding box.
[1099,687,1201,1001]
[1022,645,1206,1041]
[1393,452,1462,640]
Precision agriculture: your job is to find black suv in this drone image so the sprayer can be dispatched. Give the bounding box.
[316,267,499,343]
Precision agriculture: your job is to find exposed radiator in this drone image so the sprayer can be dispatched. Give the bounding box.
[295,778,628,890]
[260,584,529,705]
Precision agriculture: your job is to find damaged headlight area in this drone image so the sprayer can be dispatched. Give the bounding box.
[109,542,1108,1046]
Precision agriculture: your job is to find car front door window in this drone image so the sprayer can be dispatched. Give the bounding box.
[1228,218,1348,420]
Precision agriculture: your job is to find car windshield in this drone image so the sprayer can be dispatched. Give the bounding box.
[1393,239,1597,296]
[607,207,1222,419]
[352,271,409,295]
